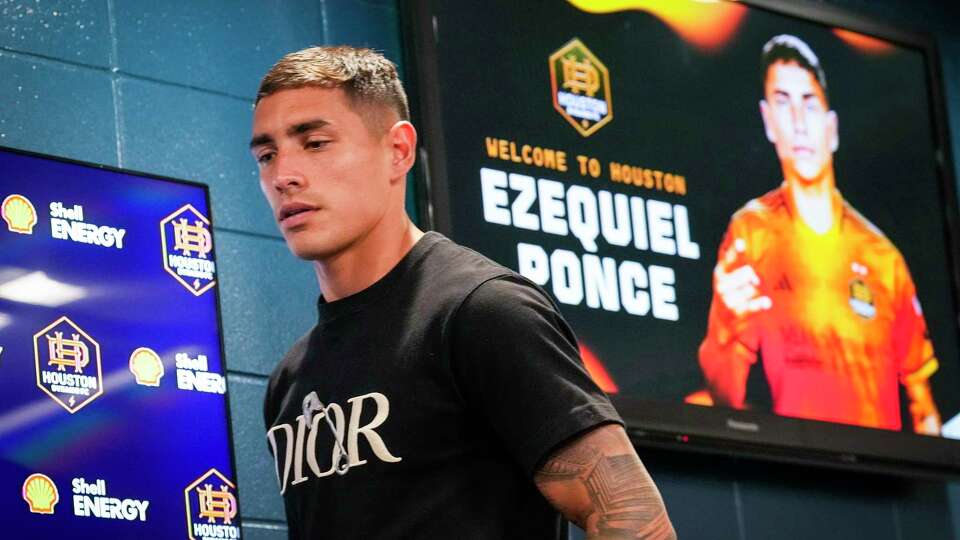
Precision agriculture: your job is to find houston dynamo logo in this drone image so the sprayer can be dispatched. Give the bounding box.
[2,194,37,234]
[549,38,613,137]
[184,468,240,540]
[33,316,103,413]
[161,204,217,296]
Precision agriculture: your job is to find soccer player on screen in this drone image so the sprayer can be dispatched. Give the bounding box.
[697,34,941,435]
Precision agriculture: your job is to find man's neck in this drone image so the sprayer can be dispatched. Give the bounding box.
[313,216,425,302]
[786,169,837,235]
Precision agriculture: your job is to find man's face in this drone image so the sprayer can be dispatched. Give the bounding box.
[760,60,838,184]
[251,87,396,260]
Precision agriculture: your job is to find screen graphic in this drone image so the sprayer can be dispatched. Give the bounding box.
[412,0,960,470]
[0,148,240,538]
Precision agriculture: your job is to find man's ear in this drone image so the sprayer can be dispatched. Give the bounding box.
[388,120,417,183]
[827,110,839,153]
[759,99,776,144]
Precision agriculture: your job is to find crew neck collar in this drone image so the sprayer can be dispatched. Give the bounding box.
[315,231,445,325]
[781,181,845,235]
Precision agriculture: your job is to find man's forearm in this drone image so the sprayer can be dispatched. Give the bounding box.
[535,424,676,539]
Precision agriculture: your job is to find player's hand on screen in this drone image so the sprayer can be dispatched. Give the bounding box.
[715,238,772,317]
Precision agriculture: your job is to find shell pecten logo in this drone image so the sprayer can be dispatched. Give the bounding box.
[2,194,37,234]
[22,473,59,514]
[129,347,164,387]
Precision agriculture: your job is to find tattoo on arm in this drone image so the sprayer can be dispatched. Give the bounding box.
[534,425,676,540]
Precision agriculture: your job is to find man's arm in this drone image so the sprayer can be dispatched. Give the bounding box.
[699,228,768,408]
[905,377,941,435]
[534,424,676,540]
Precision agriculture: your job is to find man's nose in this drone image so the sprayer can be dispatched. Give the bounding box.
[791,103,808,135]
[272,152,305,192]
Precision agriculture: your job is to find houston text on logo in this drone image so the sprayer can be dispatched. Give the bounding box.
[184,468,240,540]
[33,316,104,413]
[160,204,217,296]
[549,38,613,137]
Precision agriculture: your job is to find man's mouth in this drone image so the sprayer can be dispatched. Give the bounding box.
[278,202,316,223]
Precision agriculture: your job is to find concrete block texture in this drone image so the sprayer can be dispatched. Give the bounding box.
[228,373,286,522]
[0,0,111,67]
[217,230,316,376]
[118,77,277,235]
[113,0,325,99]
[0,50,116,165]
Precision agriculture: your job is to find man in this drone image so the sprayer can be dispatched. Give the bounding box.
[698,35,941,435]
[252,46,675,539]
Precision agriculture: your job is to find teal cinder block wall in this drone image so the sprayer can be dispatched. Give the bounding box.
[1,1,959,539]
[1,1,400,537]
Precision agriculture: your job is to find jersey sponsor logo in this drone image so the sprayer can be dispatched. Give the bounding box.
[2,193,37,234]
[129,347,164,387]
[72,477,150,522]
[266,391,402,494]
[161,204,217,296]
[549,38,613,137]
[184,468,240,540]
[49,201,127,249]
[33,316,104,413]
[849,277,876,319]
[22,473,59,514]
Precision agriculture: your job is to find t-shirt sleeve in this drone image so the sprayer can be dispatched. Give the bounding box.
[447,274,623,477]
[892,255,938,384]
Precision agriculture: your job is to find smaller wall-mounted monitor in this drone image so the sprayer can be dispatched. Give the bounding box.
[405,0,960,475]
[0,147,242,537]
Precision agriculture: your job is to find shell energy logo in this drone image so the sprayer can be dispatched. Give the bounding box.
[33,316,104,413]
[129,347,164,387]
[2,194,37,234]
[160,204,217,296]
[184,468,240,540]
[22,473,59,514]
[549,38,613,137]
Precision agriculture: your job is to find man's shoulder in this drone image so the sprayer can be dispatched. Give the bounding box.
[413,232,518,295]
[840,199,907,269]
[412,233,559,331]
[841,200,893,246]
[730,185,789,227]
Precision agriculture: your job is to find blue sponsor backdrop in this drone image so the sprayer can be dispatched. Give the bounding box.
[0,149,238,538]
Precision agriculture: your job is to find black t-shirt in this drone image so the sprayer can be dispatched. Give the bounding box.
[263,232,623,539]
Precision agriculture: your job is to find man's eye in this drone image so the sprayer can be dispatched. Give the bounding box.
[306,140,330,150]
[257,152,275,165]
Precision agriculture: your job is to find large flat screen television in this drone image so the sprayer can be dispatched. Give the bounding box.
[0,147,242,537]
[403,0,960,475]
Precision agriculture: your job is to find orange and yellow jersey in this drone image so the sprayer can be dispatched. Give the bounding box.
[699,184,937,430]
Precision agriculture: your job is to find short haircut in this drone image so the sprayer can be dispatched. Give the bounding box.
[761,34,829,103]
[256,46,410,133]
